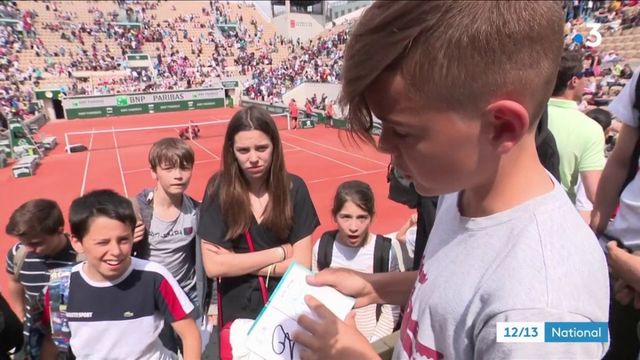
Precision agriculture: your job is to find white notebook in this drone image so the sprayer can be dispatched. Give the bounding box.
[245,262,356,360]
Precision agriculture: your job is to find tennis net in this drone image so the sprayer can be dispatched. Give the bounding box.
[64,113,291,153]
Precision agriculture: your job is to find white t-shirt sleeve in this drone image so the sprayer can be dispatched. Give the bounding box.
[609,68,640,127]
[405,227,417,258]
[575,177,594,212]
[311,240,320,273]
[147,261,195,322]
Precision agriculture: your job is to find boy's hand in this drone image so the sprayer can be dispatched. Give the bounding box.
[613,278,634,305]
[171,316,202,360]
[307,268,374,308]
[294,295,378,360]
[133,220,145,243]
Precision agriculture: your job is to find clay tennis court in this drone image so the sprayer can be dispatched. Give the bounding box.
[0,107,412,289]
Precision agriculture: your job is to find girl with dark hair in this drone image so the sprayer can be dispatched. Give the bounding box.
[198,106,319,358]
[312,180,400,342]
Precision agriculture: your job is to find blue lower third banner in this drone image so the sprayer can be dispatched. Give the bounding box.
[544,322,608,343]
[497,322,608,343]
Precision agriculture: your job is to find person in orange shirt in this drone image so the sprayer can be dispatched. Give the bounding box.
[289,98,299,130]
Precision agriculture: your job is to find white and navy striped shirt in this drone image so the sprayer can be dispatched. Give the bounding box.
[5,241,77,335]
[44,257,194,360]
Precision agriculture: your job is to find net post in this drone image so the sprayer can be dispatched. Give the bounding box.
[64,132,70,153]
[287,113,291,131]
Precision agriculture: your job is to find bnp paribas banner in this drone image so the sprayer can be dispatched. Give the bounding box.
[62,88,225,119]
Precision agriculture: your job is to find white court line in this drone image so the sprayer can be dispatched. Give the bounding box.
[281,140,366,173]
[112,127,128,197]
[79,128,95,196]
[282,132,388,166]
[173,129,220,160]
[308,168,387,184]
[191,138,220,160]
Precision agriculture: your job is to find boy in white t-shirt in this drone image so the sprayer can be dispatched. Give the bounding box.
[293,2,610,359]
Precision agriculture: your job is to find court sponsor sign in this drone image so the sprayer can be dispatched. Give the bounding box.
[62,88,225,119]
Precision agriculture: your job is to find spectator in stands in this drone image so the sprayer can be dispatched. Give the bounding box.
[602,50,621,70]
[621,63,634,80]
[198,106,319,359]
[294,2,609,359]
[4,199,78,359]
[547,49,605,207]
[312,180,401,342]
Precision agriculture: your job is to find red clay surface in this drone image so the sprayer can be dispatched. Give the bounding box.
[0,107,412,301]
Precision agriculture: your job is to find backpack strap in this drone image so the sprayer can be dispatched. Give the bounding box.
[317,230,338,271]
[373,235,392,322]
[138,190,154,229]
[373,235,392,273]
[48,266,73,353]
[131,190,154,259]
[11,245,28,281]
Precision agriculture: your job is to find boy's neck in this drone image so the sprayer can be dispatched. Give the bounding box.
[459,142,554,218]
[153,187,184,210]
[552,92,576,102]
[45,233,69,256]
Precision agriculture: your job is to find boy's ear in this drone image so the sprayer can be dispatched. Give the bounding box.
[150,167,158,181]
[69,234,85,254]
[485,100,529,154]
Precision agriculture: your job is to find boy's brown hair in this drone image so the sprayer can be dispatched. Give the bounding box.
[6,199,64,239]
[340,1,565,143]
[148,137,195,171]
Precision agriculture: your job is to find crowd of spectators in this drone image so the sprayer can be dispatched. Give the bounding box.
[243,27,350,104]
[559,1,640,112]
[564,0,640,38]
[0,2,39,118]
[0,0,356,106]
[6,0,640,113]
